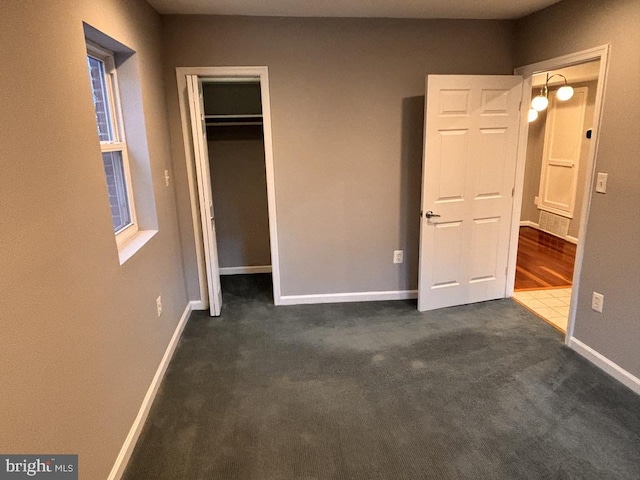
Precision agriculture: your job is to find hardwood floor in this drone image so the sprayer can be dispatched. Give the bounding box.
[515,226,577,290]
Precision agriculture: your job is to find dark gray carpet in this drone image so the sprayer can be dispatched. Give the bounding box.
[124,274,640,479]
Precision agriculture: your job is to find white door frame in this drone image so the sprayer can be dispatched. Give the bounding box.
[177,66,282,307]
[507,45,610,344]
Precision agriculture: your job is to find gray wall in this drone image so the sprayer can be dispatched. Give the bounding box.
[516,0,640,378]
[0,1,188,478]
[209,133,271,268]
[521,80,598,239]
[163,15,516,297]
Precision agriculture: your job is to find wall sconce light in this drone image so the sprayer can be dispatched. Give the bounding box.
[529,73,574,122]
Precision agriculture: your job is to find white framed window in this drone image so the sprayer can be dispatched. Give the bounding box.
[86,41,138,246]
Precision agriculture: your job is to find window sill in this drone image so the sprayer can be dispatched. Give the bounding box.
[118,229,158,265]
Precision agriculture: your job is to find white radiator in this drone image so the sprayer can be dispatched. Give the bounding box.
[538,210,570,238]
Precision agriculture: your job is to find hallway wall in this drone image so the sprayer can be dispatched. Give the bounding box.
[521,79,598,240]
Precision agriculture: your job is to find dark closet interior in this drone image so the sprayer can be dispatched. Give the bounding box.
[202,80,271,271]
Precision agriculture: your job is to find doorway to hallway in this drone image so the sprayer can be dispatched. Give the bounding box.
[511,54,605,335]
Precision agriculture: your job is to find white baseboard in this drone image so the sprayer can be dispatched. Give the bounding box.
[519,221,579,245]
[568,337,640,395]
[219,265,272,275]
[520,220,539,228]
[189,300,206,311]
[279,290,418,306]
[108,301,194,480]
[566,235,579,245]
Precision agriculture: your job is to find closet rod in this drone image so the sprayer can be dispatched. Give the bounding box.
[206,121,263,127]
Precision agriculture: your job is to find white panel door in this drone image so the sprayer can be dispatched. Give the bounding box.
[418,75,523,312]
[186,75,222,316]
[538,87,588,218]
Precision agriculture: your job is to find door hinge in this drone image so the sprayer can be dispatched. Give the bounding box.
[511,187,515,197]
[519,101,522,111]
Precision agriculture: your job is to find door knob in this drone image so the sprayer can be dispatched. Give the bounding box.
[425,211,441,219]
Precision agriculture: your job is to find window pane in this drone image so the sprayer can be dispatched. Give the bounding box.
[102,151,132,232]
[87,55,114,142]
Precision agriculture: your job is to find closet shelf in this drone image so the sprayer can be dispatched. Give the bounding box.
[204,114,262,119]
[205,114,263,127]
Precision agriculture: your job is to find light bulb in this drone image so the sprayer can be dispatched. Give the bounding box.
[557,85,574,101]
[531,95,549,112]
[528,108,539,122]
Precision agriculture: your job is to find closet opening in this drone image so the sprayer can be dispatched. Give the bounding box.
[203,79,272,278]
[179,66,282,315]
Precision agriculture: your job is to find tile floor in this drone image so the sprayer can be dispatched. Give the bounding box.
[512,288,572,332]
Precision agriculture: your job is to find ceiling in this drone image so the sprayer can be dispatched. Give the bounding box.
[146,0,563,20]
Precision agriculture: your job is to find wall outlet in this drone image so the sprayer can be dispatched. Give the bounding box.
[591,292,604,313]
[156,295,163,317]
[393,250,403,264]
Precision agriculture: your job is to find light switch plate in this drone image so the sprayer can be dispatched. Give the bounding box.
[596,173,608,193]
[591,292,604,313]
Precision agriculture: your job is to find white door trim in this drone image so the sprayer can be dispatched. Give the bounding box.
[508,45,611,345]
[176,66,283,307]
